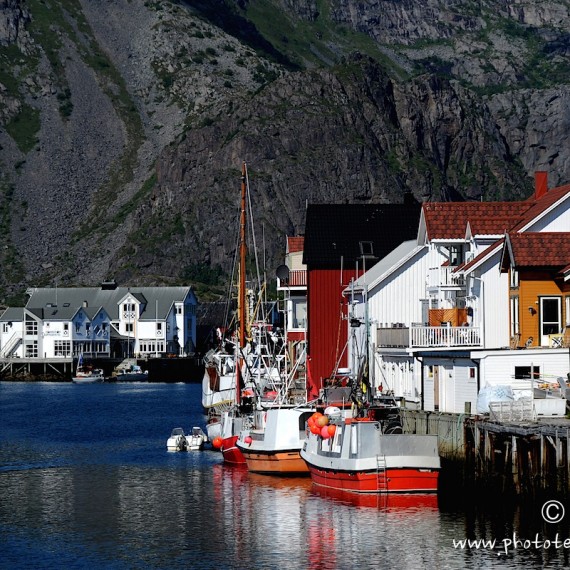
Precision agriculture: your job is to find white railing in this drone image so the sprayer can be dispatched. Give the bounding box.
[427,266,465,288]
[0,332,22,357]
[410,325,481,347]
[377,325,481,348]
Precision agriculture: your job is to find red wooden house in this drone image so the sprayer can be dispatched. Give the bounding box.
[302,197,421,399]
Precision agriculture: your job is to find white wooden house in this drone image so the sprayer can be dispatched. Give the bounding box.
[0,283,197,360]
[345,173,570,414]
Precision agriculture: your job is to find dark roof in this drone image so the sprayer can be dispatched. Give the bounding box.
[303,200,421,269]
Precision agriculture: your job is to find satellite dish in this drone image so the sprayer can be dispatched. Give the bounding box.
[275,264,290,281]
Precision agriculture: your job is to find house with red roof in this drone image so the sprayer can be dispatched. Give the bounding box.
[499,232,570,352]
[345,172,570,415]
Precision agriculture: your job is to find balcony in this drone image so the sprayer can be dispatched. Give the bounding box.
[377,324,481,349]
[427,266,465,290]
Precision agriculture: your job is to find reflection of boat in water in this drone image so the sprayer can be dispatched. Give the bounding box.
[166,426,208,451]
[247,472,313,493]
[312,485,439,510]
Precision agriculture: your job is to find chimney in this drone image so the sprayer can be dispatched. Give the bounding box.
[534,171,548,199]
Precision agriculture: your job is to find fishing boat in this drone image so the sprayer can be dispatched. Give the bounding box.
[166,426,208,451]
[300,400,440,493]
[235,338,312,474]
[72,354,105,384]
[204,162,287,465]
[114,363,149,382]
[236,405,314,474]
[300,278,440,494]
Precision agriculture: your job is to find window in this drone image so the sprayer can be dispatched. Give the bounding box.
[291,298,307,329]
[514,366,540,380]
[448,245,464,266]
[139,339,165,354]
[75,322,80,333]
[25,321,38,335]
[510,269,519,288]
[566,296,570,327]
[510,296,519,336]
[125,323,134,333]
[176,305,182,315]
[25,341,38,358]
[54,340,71,357]
[2,323,9,333]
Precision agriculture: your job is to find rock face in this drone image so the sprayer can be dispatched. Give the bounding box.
[0,0,569,302]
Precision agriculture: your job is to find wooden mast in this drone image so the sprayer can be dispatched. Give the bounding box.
[237,161,248,405]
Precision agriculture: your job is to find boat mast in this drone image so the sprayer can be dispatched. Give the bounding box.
[237,161,248,406]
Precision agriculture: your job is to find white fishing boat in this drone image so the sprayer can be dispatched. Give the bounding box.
[72,354,104,384]
[300,279,440,494]
[166,426,208,452]
[115,364,148,382]
[236,405,314,474]
[300,400,440,493]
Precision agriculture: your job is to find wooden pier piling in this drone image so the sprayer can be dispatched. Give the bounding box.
[401,409,570,498]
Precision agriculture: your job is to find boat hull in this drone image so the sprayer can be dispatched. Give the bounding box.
[236,407,314,475]
[221,434,246,465]
[72,376,104,384]
[300,416,440,494]
[305,465,439,493]
[238,448,309,475]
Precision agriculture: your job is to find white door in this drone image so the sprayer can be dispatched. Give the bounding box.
[540,297,561,346]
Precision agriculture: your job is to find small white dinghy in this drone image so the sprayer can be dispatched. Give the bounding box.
[167,427,208,452]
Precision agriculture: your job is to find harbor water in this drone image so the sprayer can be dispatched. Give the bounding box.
[1,381,569,569]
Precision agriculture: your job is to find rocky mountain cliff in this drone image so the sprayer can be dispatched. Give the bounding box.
[1,0,569,304]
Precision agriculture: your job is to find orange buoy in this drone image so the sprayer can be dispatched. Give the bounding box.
[316,415,329,428]
[320,425,331,439]
[212,436,223,449]
[327,424,336,437]
[310,424,321,435]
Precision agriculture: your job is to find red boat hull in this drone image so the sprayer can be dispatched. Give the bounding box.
[221,434,246,465]
[307,465,439,494]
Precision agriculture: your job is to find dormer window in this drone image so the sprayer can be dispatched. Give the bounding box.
[449,245,464,266]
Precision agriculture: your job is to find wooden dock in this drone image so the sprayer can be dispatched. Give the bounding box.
[401,409,570,498]
[0,356,204,382]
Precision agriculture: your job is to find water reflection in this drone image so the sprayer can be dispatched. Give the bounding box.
[311,486,439,510]
[2,382,569,570]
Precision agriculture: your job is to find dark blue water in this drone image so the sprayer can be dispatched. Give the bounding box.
[1,382,568,569]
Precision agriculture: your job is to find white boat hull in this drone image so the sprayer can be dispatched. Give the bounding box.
[72,373,104,384]
[167,427,208,452]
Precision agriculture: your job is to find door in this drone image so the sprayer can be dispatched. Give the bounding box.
[540,297,561,346]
